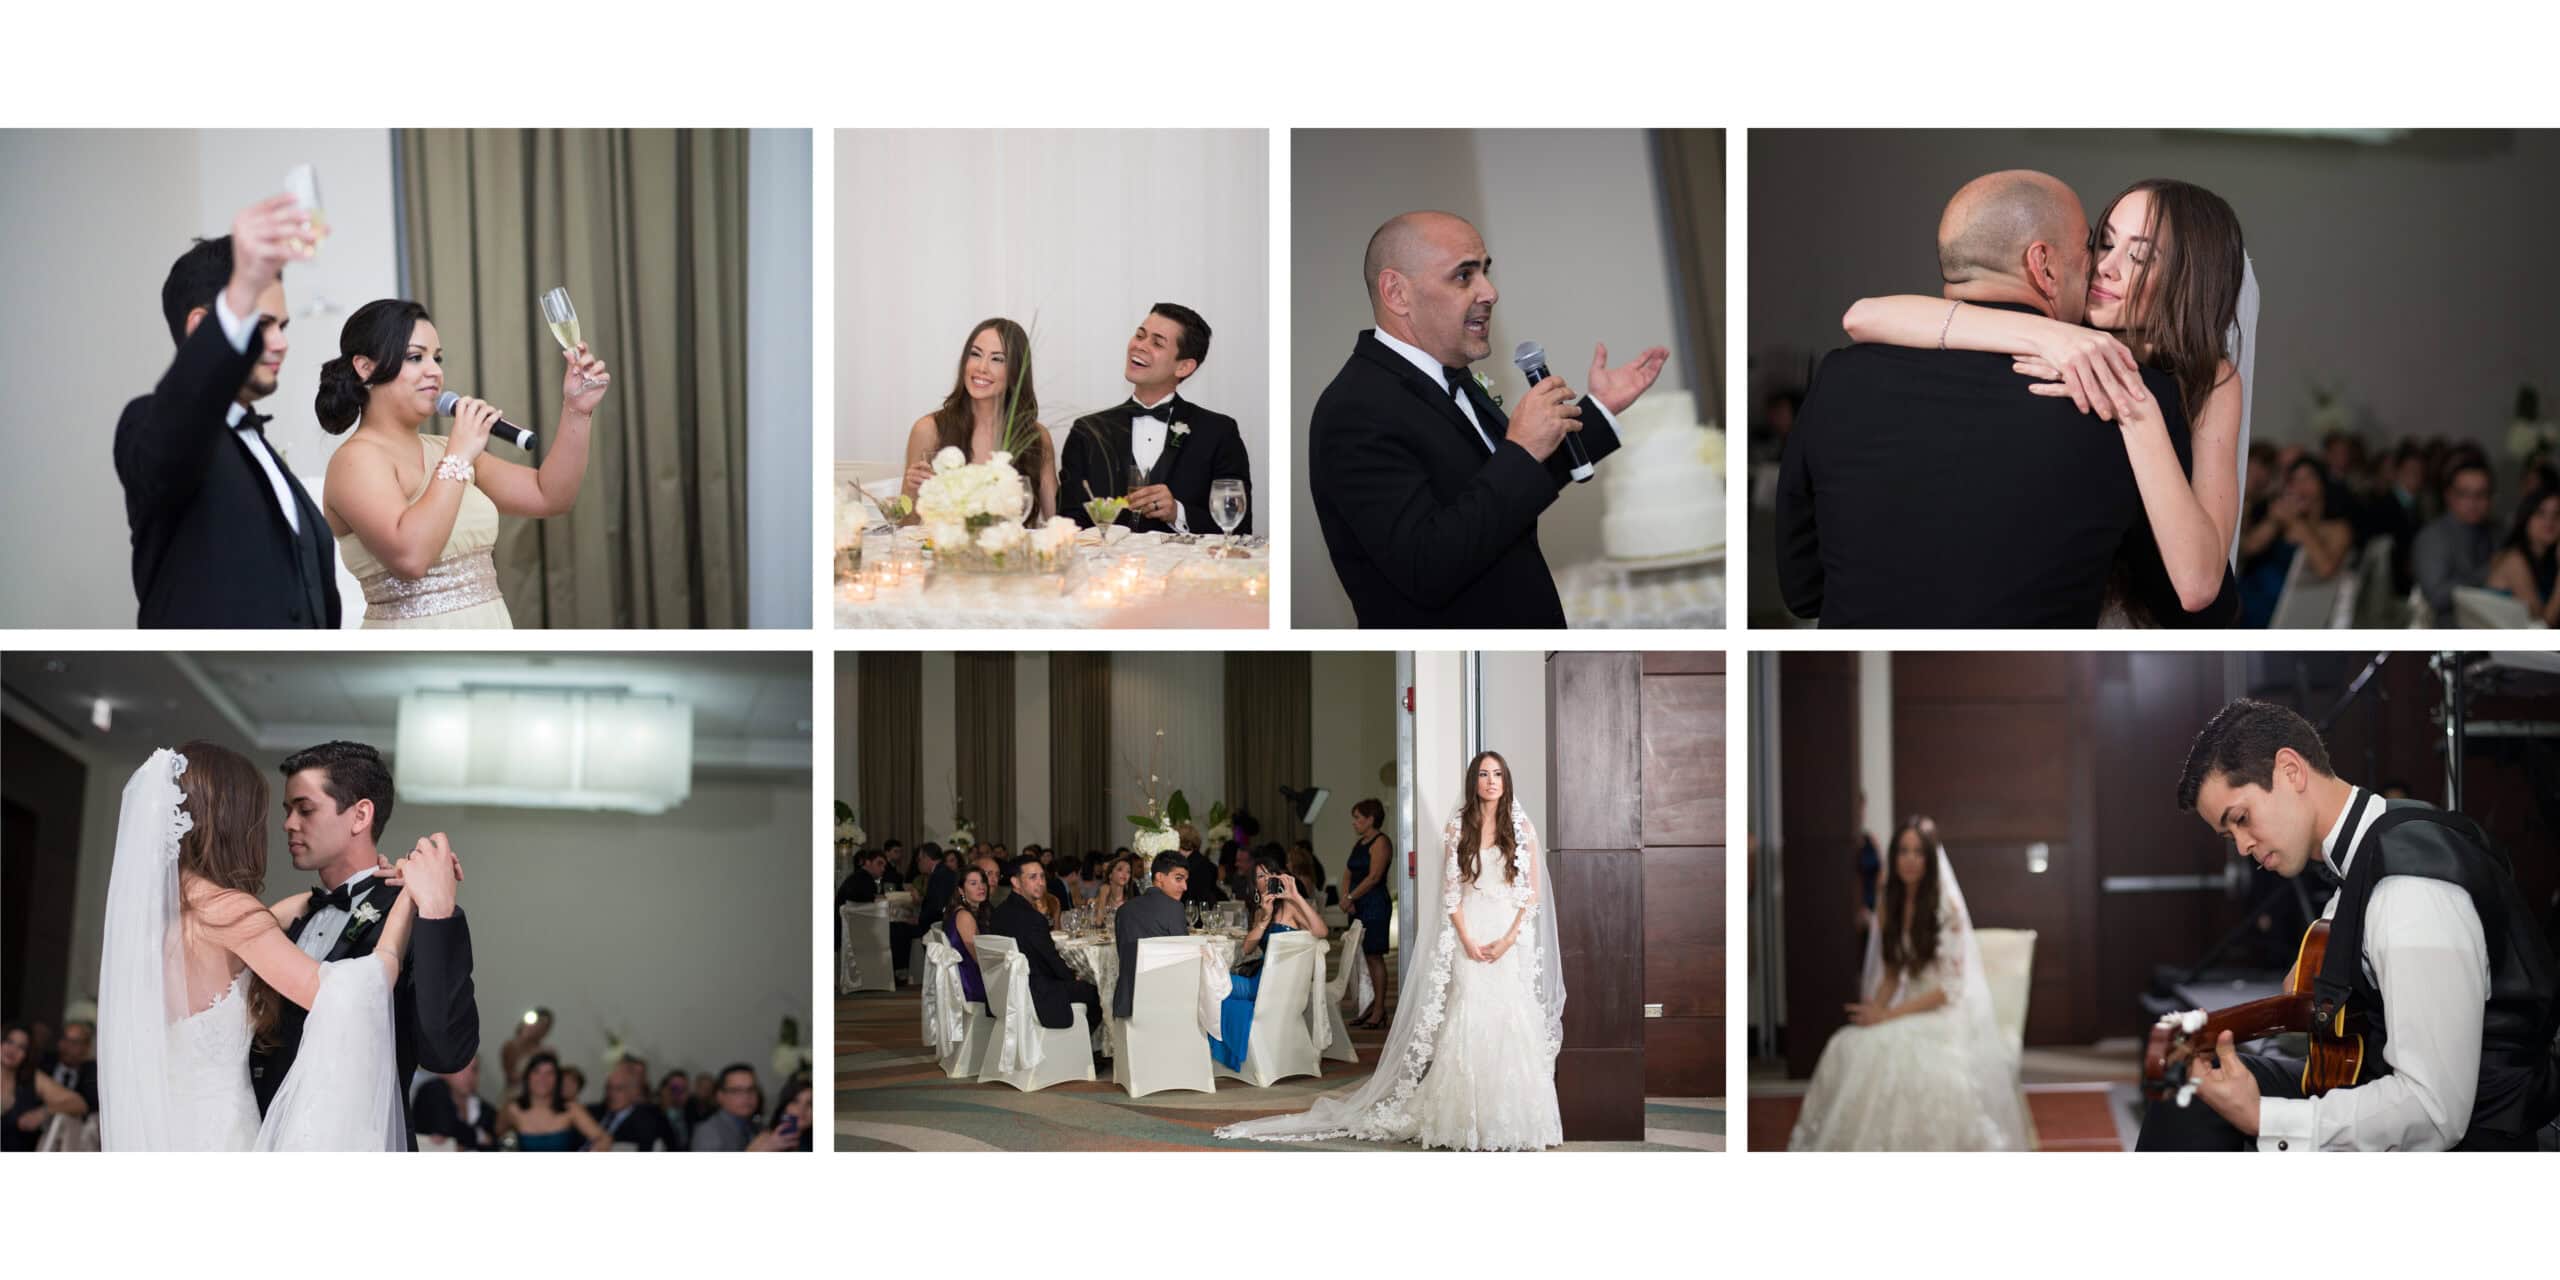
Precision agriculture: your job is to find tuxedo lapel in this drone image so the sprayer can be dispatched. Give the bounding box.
[326,880,397,961]
[1354,332,1492,458]
[1142,409,1181,486]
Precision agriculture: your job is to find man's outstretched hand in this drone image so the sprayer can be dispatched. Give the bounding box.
[1587,343,1671,415]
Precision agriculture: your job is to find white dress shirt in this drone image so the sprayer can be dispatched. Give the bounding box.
[2256,786,2493,1151]
[212,292,301,534]
[1368,326,1621,455]
[295,867,382,961]
[1128,390,1188,532]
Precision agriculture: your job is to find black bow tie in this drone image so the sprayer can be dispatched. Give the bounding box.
[238,411,273,433]
[1442,366,1474,400]
[1126,398,1180,425]
[308,882,360,913]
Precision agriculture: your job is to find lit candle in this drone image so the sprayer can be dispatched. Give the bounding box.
[844,578,876,604]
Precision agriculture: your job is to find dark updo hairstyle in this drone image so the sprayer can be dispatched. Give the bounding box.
[316,299,432,434]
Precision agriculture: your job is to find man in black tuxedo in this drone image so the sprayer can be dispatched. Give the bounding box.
[1309,211,1669,628]
[1112,853,1194,1020]
[1061,304,1253,534]
[1179,827,1224,906]
[40,1020,99,1120]
[1776,170,2231,628]
[250,742,478,1128]
[116,194,341,628]
[987,856,1105,1050]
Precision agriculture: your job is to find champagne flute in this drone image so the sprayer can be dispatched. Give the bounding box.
[282,163,327,256]
[540,286,605,393]
[1208,478,1249,558]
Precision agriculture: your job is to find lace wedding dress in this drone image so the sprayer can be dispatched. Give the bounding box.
[1217,806,1564,1151]
[1787,845,2030,1151]
[99,748,407,1152]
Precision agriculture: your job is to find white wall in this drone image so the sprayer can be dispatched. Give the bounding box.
[1290,130,1687,628]
[1479,650,1551,845]
[1749,129,2560,464]
[746,128,815,629]
[834,130,1270,511]
[1306,651,1401,886]
[0,129,400,628]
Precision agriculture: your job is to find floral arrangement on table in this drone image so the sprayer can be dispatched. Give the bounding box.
[2507,384,2557,460]
[916,446,1079,573]
[1123,729,1190,857]
[946,793,975,851]
[1202,799,1233,850]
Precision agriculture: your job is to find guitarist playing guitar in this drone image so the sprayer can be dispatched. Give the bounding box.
[2139,699,2559,1151]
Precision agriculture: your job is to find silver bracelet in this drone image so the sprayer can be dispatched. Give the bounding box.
[434,454,476,485]
[1938,300,1962,350]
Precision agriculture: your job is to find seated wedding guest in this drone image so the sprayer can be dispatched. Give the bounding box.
[1180,823,1224,906]
[1069,853,1103,907]
[880,838,910,889]
[942,866,995,1005]
[40,1020,97,1120]
[502,1008,556,1086]
[1224,844,1261,904]
[2373,442,2433,595]
[975,851,1009,909]
[919,844,959,922]
[560,1064,591,1114]
[686,1071,719,1128]
[1061,304,1253,534]
[1288,840,1331,904]
[318,298,606,629]
[597,1061,681,1151]
[4,1022,89,1153]
[902,318,1057,521]
[1343,798,1395,1028]
[501,1053,607,1152]
[1091,854,1138,916]
[1112,853,1195,1021]
[1225,810,1262,870]
[750,1077,813,1153]
[2415,454,2498,619]
[410,1058,499,1152]
[693,1064,767,1153]
[842,848,916,980]
[1209,855,1331,1071]
[2236,457,2352,627]
[657,1071,696,1150]
[989,857,1107,1064]
[2482,476,2560,626]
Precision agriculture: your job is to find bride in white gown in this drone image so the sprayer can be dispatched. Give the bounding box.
[1219,750,1562,1151]
[98,742,441,1151]
[1788,817,2029,1151]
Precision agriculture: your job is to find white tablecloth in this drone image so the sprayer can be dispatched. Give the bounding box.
[1057,931,1238,1035]
[836,529,1269,629]
[1558,554,1725,628]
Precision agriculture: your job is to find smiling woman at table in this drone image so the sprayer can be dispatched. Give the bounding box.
[901,317,1057,522]
[940,867,994,1005]
[1208,853,1331,1071]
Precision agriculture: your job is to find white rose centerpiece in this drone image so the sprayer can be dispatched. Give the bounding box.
[915,447,1046,573]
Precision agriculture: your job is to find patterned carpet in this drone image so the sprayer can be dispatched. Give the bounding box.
[837,979,1723,1152]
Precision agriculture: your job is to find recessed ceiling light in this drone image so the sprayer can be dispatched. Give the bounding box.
[91,699,112,732]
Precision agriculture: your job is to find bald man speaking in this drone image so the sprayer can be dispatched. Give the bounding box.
[1776,170,2214,627]
[1309,211,1669,628]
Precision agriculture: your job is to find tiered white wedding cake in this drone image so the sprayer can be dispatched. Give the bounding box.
[1599,389,1725,561]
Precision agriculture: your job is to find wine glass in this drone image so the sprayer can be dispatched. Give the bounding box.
[1208,479,1249,558]
[282,163,327,256]
[540,286,605,393]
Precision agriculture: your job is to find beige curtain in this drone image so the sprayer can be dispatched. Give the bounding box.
[1224,653,1311,847]
[398,129,749,628]
[1652,129,1725,413]
[1049,653,1111,858]
[856,653,921,851]
[955,653,1016,846]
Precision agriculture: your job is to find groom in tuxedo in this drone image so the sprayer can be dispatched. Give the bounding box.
[1775,170,2231,627]
[116,194,341,628]
[1060,304,1253,534]
[1309,211,1668,628]
[251,741,478,1126]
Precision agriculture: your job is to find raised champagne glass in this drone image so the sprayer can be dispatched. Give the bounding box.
[540,286,605,393]
[282,163,327,256]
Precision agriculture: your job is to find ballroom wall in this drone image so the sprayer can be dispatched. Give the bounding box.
[1749,129,2560,469]
[1290,129,1697,629]
[833,129,1272,519]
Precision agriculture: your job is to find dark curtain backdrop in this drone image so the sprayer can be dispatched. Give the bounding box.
[1652,128,1726,415]
[1223,653,1311,847]
[1049,653,1111,859]
[856,653,921,852]
[398,128,750,628]
[955,653,1017,846]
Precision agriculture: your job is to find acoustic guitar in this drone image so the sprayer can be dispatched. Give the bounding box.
[2142,919,2367,1106]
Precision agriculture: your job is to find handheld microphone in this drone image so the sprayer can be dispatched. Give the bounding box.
[1512,341,1594,483]
[434,391,536,453]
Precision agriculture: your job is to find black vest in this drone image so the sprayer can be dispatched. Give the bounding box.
[2315,795,2560,1146]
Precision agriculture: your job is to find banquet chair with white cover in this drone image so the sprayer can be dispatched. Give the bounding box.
[1110,937,1217,1098]
[2266,549,2345,629]
[1216,931,1322,1088]
[2350,535,2405,629]
[2453,585,2540,630]
[921,931,996,1078]
[974,934,1095,1091]
[1320,920,1366,1063]
[1976,926,2041,1148]
[843,904,896,994]
[37,1112,99,1152]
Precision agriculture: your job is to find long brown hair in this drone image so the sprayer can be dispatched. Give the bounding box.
[944,867,993,931]
[933,318,1048,485]
[174,740,282,1047]
[1455,750,1520,887]
[2092,179,2244,421]
[1878,817,1943,977]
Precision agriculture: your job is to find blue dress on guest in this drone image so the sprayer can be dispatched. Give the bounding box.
[2238,540,2296,629]
[944,915,987,1004]
[517,1128,581,1151]
[1347,834,1393,956]
[1209,921,1294,1070]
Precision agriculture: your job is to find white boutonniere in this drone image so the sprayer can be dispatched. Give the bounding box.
[351,900,384,932]
[1471,370,1504,409]
[1169,422,1191,444]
